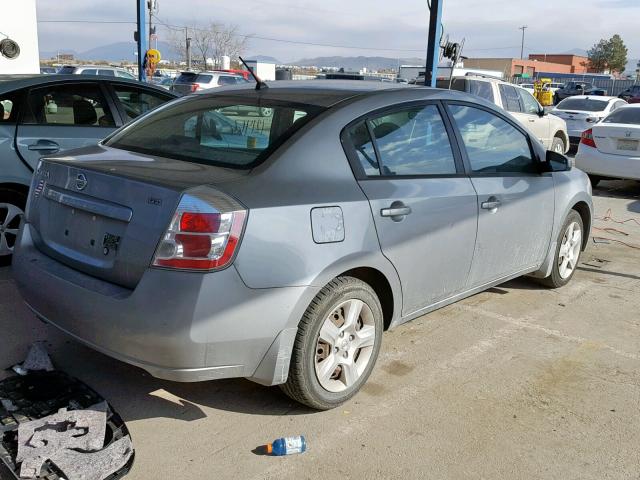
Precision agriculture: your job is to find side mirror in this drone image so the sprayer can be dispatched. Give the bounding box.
[543,150,571,172]
[537,107,546,118]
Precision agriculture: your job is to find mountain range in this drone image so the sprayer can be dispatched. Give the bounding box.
[39,42,638,75]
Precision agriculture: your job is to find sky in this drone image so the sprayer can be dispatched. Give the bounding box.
[34,0,640,64]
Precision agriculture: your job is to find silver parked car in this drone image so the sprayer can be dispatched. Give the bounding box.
[0,75,176,264]
[171,71,249,95]
[13,81,593,409]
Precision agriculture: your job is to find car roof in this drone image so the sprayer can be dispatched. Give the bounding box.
[0,74,175,96]
[194,79,415,107]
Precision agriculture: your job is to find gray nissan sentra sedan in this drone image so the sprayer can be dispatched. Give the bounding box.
[12,81,592,410]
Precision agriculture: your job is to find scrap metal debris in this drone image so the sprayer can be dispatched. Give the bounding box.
[17,403,108,478]
[0,371,134,480]
[48,436,133,480]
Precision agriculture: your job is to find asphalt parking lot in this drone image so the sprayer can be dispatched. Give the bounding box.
[1,179,639,480]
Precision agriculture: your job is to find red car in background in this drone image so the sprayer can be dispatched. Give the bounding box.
[619,85,640,104]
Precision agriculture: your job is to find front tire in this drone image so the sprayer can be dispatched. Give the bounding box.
[551,136,565,154]
[0,188,27,266]
[540,210,584,288]
[281,276,383,410]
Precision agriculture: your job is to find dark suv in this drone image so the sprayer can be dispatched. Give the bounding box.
[619,85,640,104]
[554,82,607,104]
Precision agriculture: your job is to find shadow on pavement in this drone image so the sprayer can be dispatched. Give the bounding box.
[37,340,316,422]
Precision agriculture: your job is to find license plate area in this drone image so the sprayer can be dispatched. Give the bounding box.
[617,139,639,151]
[39,201,126,263]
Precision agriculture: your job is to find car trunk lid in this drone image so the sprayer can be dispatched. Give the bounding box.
[592,123,640,156]
[28,145,248,288]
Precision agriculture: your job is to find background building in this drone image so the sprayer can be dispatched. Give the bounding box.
[1,0,40,74]
[528,54,593,74]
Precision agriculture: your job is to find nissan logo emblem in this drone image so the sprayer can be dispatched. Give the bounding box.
[75,173,88,191]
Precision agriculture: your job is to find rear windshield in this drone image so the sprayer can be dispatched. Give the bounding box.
[106,96,323,169]
[175,72,213,84]
[57,66,76,74]
[603,107,640,125]
[556,98,608,112]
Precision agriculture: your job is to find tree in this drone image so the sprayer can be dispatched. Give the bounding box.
[168,22,248,68]
[588,34,628,74]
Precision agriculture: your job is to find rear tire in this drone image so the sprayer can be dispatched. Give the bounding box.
[0,187,27,267]
[588,175,602,187]
[540,210,584,288]
[281,276,383,410]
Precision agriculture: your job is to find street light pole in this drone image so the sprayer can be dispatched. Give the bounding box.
[519,25,528,60]
[425,0,443,87]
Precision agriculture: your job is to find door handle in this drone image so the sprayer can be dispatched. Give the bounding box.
[481,199,501,211]
[381,202,412,221]
[380,201,411,222]
[28,140,60,152]
[381,206,412,217]
[528,118,535,122]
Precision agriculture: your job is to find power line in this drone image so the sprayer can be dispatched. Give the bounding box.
[37,18,523,56]
[38,18,427,53]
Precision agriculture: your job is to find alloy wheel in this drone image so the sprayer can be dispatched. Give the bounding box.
[558,221,582,279]
[314,298,376,393]
[0,203,23,257]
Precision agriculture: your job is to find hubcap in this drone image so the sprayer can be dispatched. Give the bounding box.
[314,298,376,393]
[554,141,564,153]
[558,221,582,279]
[0,203,23,257]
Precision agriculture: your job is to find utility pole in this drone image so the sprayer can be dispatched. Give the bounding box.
[136,0,147,81]
[425,0,443,87]
[186,28,192,70]
[519,25,528,60]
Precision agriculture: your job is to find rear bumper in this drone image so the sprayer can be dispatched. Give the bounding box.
[12,224,316,385]
[575,145,640,180]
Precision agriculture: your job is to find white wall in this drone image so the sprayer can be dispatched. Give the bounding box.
[0,0,40,74]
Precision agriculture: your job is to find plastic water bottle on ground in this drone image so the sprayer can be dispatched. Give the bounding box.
[266,436,307,456]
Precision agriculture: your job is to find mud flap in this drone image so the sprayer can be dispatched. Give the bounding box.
[249,328,297,386]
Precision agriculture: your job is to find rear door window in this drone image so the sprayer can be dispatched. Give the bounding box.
[498,84,522,113]
[0,91,23,123]
[79,69,97,75]
[112,85,173,121]
[24,83,115,127]
[346,122,380,176]
[354,104,457,176]
[98,69,116,77]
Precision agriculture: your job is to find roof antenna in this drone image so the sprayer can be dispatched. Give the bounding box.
[239,56,268,91]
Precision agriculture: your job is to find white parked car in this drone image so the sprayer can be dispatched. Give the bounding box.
[57,65,136,79]
[552,96,627,150]
[575,104,640,186]
[521,83,536,94]
[443,75,570,153]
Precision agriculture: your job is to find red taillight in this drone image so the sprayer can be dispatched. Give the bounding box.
[180,212,220,233]
[190,84,199,92]
[581,129,597,148]
[152,188,247,271]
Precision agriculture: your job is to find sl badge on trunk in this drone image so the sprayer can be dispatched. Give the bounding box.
[102,233,121,256]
